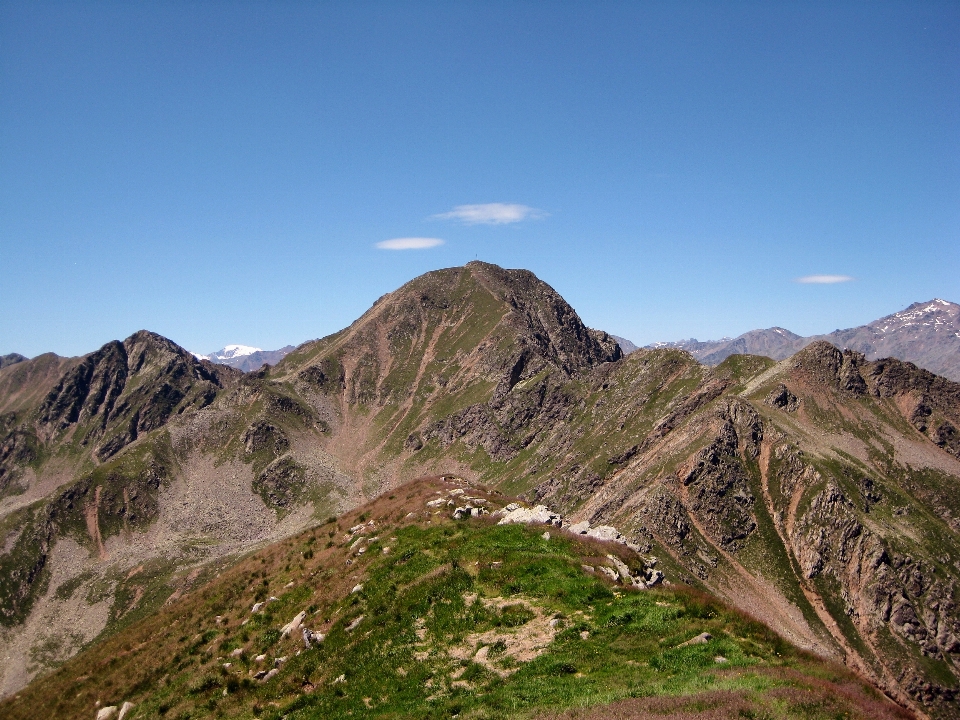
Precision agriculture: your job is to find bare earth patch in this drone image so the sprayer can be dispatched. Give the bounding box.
[448,595,559,676]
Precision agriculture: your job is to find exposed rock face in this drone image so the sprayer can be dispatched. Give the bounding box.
[37,331,240,459]
[765,383,799,412]
[254,457,306,510]
[678,412,756,551]
[242,421,289,457]
[791,342,868,395]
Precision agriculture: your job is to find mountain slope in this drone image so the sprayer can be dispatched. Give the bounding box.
[0,261,622,698]
[517,345,960,714]
[0,477,912,720]
[269,260,620,482]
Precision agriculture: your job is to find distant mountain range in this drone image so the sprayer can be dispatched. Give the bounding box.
[609,334,639,354]
[645,298,960,381]
[0,354,27,369]
[192,343,295,372]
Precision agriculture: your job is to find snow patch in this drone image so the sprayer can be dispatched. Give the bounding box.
[196,345,263,362]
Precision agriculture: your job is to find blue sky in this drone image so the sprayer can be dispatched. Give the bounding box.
[1,1,957,358]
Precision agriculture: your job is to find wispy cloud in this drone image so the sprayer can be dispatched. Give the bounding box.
[795,274,855,284]
[433,203,545,225]
[376,237,445,250]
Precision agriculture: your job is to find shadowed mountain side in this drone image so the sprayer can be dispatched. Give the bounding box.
[0,354,28,370]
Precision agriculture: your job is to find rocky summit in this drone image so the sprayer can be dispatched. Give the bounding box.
[0,262,959,718]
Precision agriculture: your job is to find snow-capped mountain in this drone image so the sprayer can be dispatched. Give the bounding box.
[818,299,960,380]
[646,299,960,381]
[195,344,262,362]
[192,344,295,372]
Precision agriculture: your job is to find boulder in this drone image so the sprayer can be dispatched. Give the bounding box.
[280,610,307,638]
[679,632,713,647]
[569,520,590,535]
[599,566,619,582]
[606,554,646,588]
[345,615,364,632]
[586,525,622,542]
[96,708,118,720]
[496,504,562,527]
[302,627,325,647]
[117,702,135,720]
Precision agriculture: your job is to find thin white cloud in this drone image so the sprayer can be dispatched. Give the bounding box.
[433,203,545,225]
[795,274,855,284]
[376,237,445,250]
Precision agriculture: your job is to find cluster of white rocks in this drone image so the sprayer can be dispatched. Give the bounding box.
[439,494,667,589]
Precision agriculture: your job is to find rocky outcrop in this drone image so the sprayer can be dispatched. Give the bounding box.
[765,383,800,412]
[37,331,239,459]
[0,413,38,496]
[242,421,289,457]
[792,479,960,708]
[253,457,306,510]
[792,342,868,395]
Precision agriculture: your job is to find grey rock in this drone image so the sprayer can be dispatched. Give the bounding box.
[280,610,307,638]
[345,615,364,632]
[679,632,713,647]
[496,504,562,526]
[586,525,622,542]
[302,628,325,647]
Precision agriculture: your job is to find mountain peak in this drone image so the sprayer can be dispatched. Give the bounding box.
[285,262,620,407]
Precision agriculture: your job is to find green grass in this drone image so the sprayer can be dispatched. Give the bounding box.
[0,479,912,720]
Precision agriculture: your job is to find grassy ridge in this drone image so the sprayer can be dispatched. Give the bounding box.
[0,479,910,720]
